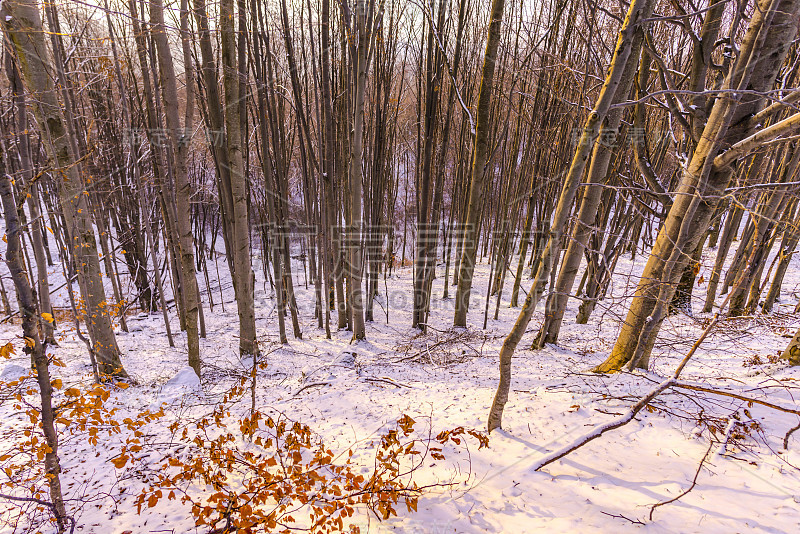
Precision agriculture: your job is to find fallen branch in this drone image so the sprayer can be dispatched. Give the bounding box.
[292,382,330,397]
[530,377,676,472]
[649,441,714,520]
[671,382,800,416]
[530,296,728,472]
[364,377,412,388]
[394,338,452,363]
[525,287,800,477]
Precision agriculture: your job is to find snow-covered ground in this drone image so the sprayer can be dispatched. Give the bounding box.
[2,240,800,533]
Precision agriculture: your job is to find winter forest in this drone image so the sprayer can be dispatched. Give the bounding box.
[1,0,800,531]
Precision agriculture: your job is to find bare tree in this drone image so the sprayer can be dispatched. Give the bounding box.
[596,0,800,373]
[149,0,202,374]
[0,167,67,531]
[488,0,657,431]
[221,0,259,357]
[453,0,506,328]
[2,0,126,377]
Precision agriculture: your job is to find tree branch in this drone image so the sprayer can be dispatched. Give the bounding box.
[714,111,800,170]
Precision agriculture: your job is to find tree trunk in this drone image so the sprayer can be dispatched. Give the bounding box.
[453,0,506,327]
[221,0,259,357]
[763,207,800,313]
[0,170,68,531]
[343,0,379,341]
[730,149,799,316]
[193,0,236,277]
[780,323,800,365]
[6,56,56,344]
[536,33,644,347]
[703,204,743,312]
[252,0,287,344]
[150,0,201,374]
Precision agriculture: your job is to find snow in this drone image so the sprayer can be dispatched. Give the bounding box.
[2,238,800,533]
[153,366,203,406]
[0,363,28,382]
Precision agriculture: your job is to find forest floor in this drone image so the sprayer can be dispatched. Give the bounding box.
[2,243,800,533]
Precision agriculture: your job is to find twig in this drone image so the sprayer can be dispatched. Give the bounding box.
[649,441,715,520]
[784,421,800,450]
[0,312,19,324]
[394,338,450,363]
[0,493,76,533]
[600,511,645,525]
[417,323,448,333]
[416,1,475,135]
[292,382,330,397]
[715,415,739,458]
[363,377,412,388]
